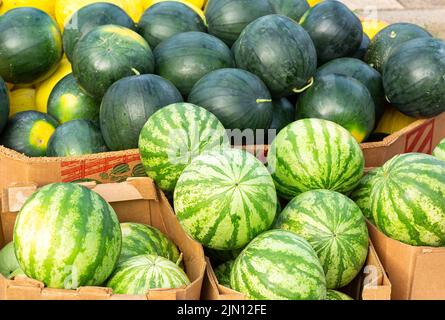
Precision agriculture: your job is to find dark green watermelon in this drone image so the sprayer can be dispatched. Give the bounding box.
[0,8,63,84]
[0,77,9,134]
[1,111,58,157]
[47,120,108,157]
[188,68,273,130]
[233,14,316,98]
[47,74,100,125]
[72,25,154,99]
[296,74,375,143]
[205,0,274,46]
[270,98,295,134]
[316,57,384,121]
[365,23,432,73]
[383,38,445,118]
[268,0,309,21]
[351,33,370,60]
[63,2,135,62]
[100,74,183,151]
[154,31,234,96]
[300,1,363,64]
[138,1,206,49]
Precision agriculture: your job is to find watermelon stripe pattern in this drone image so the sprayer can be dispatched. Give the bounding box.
[107,255,190,295]
[13,183,122,289]
[174,148,277,250]
[276,190,369,289]
[214,260,234,288]
[120,223,181,265]
[230,230,327,300]
[268,119,365,199]
[350,169,380,223]
[139,103,229,192]
[433,138,445,162]
[370,153,445,247]
[326,290,353,300]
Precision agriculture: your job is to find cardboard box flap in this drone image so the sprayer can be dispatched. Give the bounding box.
[2,178,158,213]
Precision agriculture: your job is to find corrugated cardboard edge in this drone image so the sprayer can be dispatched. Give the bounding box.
[368,222,445,300]
[202,241,391,300]
[0,178,206,300]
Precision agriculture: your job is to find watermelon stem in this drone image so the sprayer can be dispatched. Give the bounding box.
[256,99,272,103]
[293,77,314,93]
[176,253,184,266]
[131,68,141,76]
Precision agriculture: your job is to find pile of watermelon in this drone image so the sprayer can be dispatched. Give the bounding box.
[0,183,190,294]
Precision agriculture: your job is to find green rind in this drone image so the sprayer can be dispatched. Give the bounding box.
[139,102,229,192]
[433,138,445,162]
[46,120,108,157]
[214,260,234,288]
[119,222,181,265]
[0,8,63,84]
[267,119,365,199]
[154,31,234,96]
[72,25,154,99]
[63,2,135,62]
[0,242,20,278]
[269,98,295,137]
[101,74,183,151]
[230,229,327,300]
[233,14,316,98]
[300,1,363,64]
[174,148,278,250]
[326,290,353,300]
[383,37,445,118]
[275,190,369,289]
[296,74,376,143]
[350,169,380,223]
[268,0,309,21]
[365,22,432,73]
[0,77,9,134]
[48,74,100,125]
[370,153,445,247]
[204,0,274,46]
[1,111,59,157]
[188,68,273,130]
[315,57,384,121]
[351,33,370,61]
[138,1,206,49]
[13,183,122,289]
[107,255,190,295]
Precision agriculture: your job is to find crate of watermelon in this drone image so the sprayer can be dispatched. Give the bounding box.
[352,151,445,300]
[202,241,391,300]
[0,177,206,300]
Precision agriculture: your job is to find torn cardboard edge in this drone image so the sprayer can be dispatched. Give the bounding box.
[368,222,445,300]
[0,178,206,300]
[202,241,391,300]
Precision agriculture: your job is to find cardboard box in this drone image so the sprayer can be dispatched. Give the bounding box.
[202,242,391,300]
[241,113,445,168]
[368,222,445,300]
[0,178,206,300]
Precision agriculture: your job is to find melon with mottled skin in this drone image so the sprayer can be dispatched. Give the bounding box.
[433,139,445,162]
[276,190,369,289]
[13,183,122,289]
[174,148,277,250]
[107,254,190,295]
[267,119,365,199]
[230,229,327,300]
[214,260,234,288]
[326,290,353,300]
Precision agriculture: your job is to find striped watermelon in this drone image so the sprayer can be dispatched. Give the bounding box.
[139,103,229,192]
[326,290,353,300]
[120,223,181,264]
[433,138,445,162]
[214,260,234,288]
[370,153,445,247]
[230,229,327,300]
[107,255,190,295]
[275,190,369,289]
[174,148,277,250]
[268,119,365,199]
[13,183,121,289]
[0,242,20,279]
[350,169,379,223]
